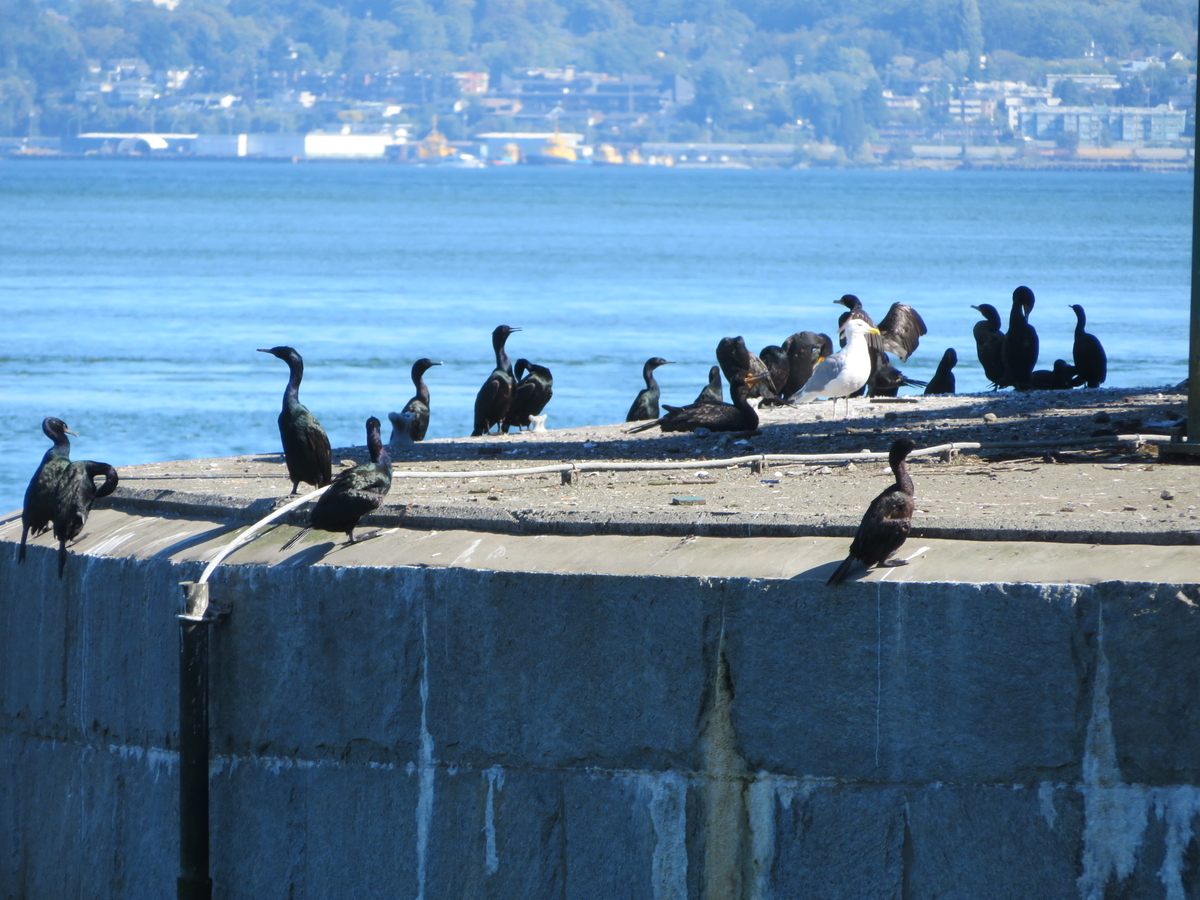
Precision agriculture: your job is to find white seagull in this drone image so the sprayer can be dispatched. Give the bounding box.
[789,317,881,418]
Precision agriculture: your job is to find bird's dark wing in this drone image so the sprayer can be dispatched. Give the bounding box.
[848,488,913,568]
[878,304,927,361]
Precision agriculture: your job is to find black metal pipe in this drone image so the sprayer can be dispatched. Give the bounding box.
[1190,35,1200,442]
[178,582,213,900]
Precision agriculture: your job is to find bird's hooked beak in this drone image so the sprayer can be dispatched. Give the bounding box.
[64,427,78,437]
[868,326,882,335]
[745,371,771,387]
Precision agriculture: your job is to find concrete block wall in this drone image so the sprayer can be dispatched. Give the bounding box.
[3,543,1200,899]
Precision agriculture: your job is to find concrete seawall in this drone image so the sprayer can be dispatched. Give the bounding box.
[3,482,1200,899]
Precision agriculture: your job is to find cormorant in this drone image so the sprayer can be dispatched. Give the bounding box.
[387,411,416,451]
[287,416,392,547]
[472,325,520,436]
[401,358,442,441]
[20,417,119,578]
[1002,286,1039,390]
[1029,359,1077,391]
[868,352,927,397]
[716,337,774,400]
[628,371,768,434]
[971,304,1007,389]
[505,359,554,431]
[258,346,332,494]
[1070,304,1107,388]
[924,348,958,395]
[835,295,927,361]
[826,437,917,586]
[694,365,724,405]
[626,357,674,421]
[780,332,832,398]
[790,317,880,417]
[758,344,791,403]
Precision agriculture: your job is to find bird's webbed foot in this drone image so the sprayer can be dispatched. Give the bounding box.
[880,559,909,568]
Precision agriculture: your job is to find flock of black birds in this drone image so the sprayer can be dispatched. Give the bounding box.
[17,285,1108,581]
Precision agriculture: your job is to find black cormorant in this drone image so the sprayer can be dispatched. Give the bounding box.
[790,318,880,417]
[758,344,791,403]
[780,332,832,399]
[472,325,521,436]
[628,371,768,434]
[867,352,927,397]
[693,365,724,405]
[826,437,917,586]
[20,417,119,578]
[1002,286,1039,390]
[401,358,442,441]
[924,348,957,395]
[505,359,554,431]
[716,337,774,400]
[626,357,674,421]
[287,416,392,547]
[971,304,1007,389]
[1070,304,1107,388]
[1029,359,1077,391]
[258,346,332,494]
[835,295,927,361]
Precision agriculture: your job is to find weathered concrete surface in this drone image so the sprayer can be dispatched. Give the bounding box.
[3,493,1200,900]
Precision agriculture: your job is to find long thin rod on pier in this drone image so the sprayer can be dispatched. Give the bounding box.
[1190,58,1200,445]
[177,582,213,900]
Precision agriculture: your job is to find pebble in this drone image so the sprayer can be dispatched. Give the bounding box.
[983,413,998,423]
[1161,490,1175,501]
[1093,411,1111,424]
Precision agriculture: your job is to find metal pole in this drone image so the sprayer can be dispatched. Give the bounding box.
[178,582,213,900]
[1190,45,1200,444]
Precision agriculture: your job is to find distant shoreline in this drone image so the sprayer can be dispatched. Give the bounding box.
[2,152,1192,173]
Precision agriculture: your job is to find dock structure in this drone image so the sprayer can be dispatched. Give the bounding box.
[2,386,1198,899]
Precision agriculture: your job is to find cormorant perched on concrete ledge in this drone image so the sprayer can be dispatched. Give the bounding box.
[790,317,880,418]
[924,348,958,395]
[716,336,774,400]
[827,437,917,586]
[627,357,674,421]
[258,346,332,494]
[971,304,1007,389]
[1070,304,1107,388]
[628,371,769,434]
[505,359,553,431]
[693,365,724,405]
[286,416,392,548]
[472,325,520,436]
[780,332,832,399]
[401,358,442,441]
[20,417,119,578]
[1002,286,1039,390]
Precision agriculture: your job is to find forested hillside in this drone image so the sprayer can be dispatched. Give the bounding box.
[0,0,1195,138]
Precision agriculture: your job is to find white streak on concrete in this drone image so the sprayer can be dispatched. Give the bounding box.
[415,591,434,900]
[646,771,688,900]
[748,774,779,900]
[1038,782,1060,831]
[484,766,505,875]
[86,532,136,557]
[1156,787,1200,900]
[450,539,483,567]
[1078,631,1150,900]
[485,545,507,561]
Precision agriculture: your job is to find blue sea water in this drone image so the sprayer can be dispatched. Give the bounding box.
[0,160,1192,514]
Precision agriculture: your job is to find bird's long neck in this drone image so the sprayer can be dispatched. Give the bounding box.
[45,432,71,461]
[1074,308,1086,334]
[1008,302,1026,330]
[368,427,390,467]
[413,369,430,405]
[284,357,303,406]
[494,335,511,375]
[732,385,759,430]
[643,362,658,391]
[892,456,913,497]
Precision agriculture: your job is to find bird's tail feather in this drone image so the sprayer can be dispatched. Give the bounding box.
[626,420,658,434]
[826,555,856,586]
[281,527,312,552]
[57,541,67,579]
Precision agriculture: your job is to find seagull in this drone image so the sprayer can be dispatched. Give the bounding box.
[790,317,880,418]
